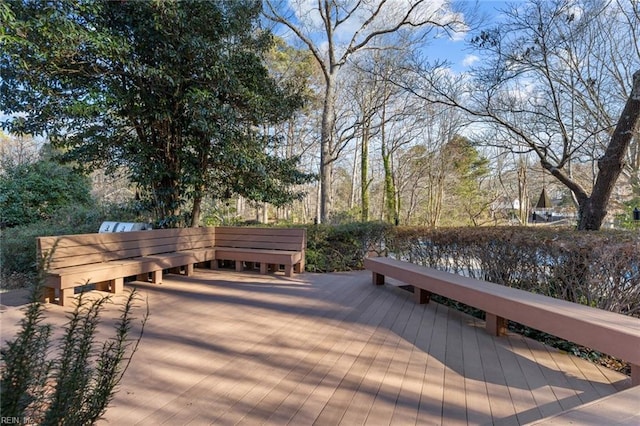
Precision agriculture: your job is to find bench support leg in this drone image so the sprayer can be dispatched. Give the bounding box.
[111,277,124,294]
[632,364,640,386]
[294,259,305,274]
[414,287,431,304]
[235,261,244,272]
[41,287,56,304]
[59,288,75,307]
[185,264,194,276]
[372,272,385,286]
[285,264,293,277]
[151,270,162,284]
[486,313,508,336]
[259,263,268,274]
[136,273,149,282]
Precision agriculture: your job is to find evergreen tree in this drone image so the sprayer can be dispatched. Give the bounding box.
[1,0,312,226]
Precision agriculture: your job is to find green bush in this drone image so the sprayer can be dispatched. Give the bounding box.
[304,221,392,272]
[0,160,93,228]
[1,203,145,288]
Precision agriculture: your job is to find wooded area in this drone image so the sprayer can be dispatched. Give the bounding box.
[2,0,639,230]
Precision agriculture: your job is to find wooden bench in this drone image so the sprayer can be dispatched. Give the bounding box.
[38,226,306,306]
[364,256,640,386]
[212,226,306,277]
[38,228,217,306]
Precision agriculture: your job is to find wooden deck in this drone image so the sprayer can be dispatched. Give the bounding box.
[0,269,634,425]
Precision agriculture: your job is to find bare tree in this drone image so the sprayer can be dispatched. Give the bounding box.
[390,103,466,226]
[263,0,465,222]
[401,0,640,230]
[344,61,385,221]
[0,131,41,170]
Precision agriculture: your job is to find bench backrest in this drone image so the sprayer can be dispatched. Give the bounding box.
[214,227,306,251]
[38,227,216,270]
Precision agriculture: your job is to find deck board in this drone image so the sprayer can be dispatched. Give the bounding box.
[1,269,633,425]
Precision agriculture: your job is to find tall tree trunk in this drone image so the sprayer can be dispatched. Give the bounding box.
[319,76,337,223]
[517,160,529,225]
[576,70,640,230]
[379,100,397,224]
[382,151,396,223]
[361,116,370,222]
[190,192,202,227]
[349,139,358,210]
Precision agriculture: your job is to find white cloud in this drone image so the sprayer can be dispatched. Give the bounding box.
[286,0,466,44]
[462,54,479,67]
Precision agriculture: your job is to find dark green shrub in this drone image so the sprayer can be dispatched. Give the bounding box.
[304,222,392,272]
[0,160,93,228]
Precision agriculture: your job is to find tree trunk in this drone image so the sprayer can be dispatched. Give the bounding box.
[349,139,358,210]
[361,116,370,222]
[517,160,529,225]
[190,194,202,227]
[382,152,396,223]
[379,98,397,224]
[577,70,640,230]
[319,75,337,223]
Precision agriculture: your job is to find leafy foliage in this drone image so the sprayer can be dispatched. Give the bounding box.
[305,222,393,272]
[1,269,147,424]
[0,159,92,228]
[441,136,491,225]
[2,0,313,226]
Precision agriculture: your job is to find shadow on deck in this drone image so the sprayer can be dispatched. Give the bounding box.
[0,269,634,425]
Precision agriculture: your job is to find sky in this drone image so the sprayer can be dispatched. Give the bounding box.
[267,0,513,74]
[1,0,513,127]
[423,0,511,72]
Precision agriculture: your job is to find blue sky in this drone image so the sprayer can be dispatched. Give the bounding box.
[1,1,513,126]
[266,0,512,74]
[427,0,510,72]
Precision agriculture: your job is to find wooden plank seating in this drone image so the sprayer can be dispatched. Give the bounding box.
[37,226,306,306]
[364,256,640,386]
[212,226,306,278]
[37,227,217,306]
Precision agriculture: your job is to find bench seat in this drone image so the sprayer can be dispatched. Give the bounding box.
[38,226,306,305]
[213,227,306,277]
[38,228,217,306]
[214,247,304,276]
[365,256,640,386]
[44,249,216,286]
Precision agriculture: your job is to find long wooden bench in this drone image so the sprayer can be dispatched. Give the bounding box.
[212,226,306,277]
[38,228,217,306]
[364,256,640,386]
[38,226,306,306]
